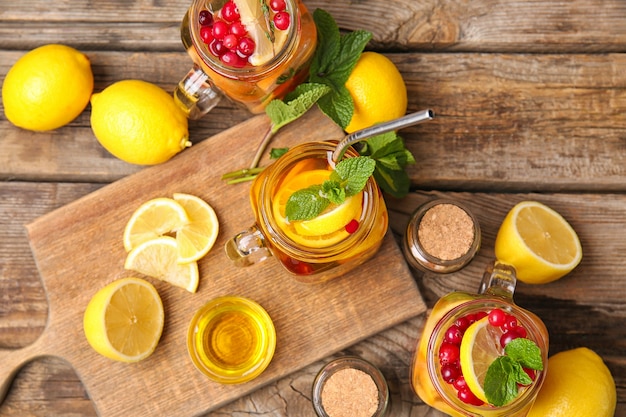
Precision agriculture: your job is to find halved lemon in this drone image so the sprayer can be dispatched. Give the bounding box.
[172,193,219,264]
[495,201,582,284]
[124,236,199,292]
[272,169,363,248]
[123,197,189,252]
[459,316,503,404]
[83,277,164,363]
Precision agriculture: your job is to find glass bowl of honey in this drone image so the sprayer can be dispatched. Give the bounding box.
[187,295,276,384]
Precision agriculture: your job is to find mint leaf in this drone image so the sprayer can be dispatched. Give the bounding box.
[484,356,521,407]
[309,9,371,128]
[284,156,375,221]
[317,85,354,129]
[285,185,329,221]
[372,163,411,198]
[484,338,544,407]
[310,9,341,80]
[505,338,544,371]
[265,83,331,133]
[270,147,289,159]
[322,180,345,204]
[333,156,376,196]
[358,132,416,198]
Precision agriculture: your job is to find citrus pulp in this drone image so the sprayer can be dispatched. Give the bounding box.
[83,277,164,363]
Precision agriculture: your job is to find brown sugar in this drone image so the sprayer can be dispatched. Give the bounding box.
[417,203,475,260]
[321,368,379,417]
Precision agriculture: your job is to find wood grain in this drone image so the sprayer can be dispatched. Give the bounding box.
[1,0,625,415]
[1,110,425,417]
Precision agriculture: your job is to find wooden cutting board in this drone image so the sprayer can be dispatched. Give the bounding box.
[1,109,426,417]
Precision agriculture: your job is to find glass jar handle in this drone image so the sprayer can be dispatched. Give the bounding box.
[479,260,517,299]
[174,64,222,120]
[225,225,272,267]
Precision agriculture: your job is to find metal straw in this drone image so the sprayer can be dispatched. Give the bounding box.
[332,109,435,163]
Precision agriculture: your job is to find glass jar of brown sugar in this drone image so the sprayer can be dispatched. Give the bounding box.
[403,199,481,273]
[312,356,389,417]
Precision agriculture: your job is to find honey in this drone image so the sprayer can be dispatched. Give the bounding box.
[187,296,276,384]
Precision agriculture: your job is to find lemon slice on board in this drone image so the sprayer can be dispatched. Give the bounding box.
[123,197,189,252]
[495,201,582,284]
[83,277,164,363]
[459,316,503,404]
[124,236,199,292]
[173,193,219,263]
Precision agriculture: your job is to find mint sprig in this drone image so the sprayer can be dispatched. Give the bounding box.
[285,156,375,221]
[222,8,418,199]
[483,338,544,407]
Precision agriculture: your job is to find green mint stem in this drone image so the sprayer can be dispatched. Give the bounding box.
[248,124,274,169]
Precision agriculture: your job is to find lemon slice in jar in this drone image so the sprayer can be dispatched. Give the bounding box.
[234,0,287,66]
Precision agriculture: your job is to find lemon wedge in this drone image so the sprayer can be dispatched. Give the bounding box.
[234,0,287,66]
[83,277,164,363]
[495,201,582,284]
[459,316,502,404]
[173,193,219,263]
[124,236,199,292]
[123,197,189,252]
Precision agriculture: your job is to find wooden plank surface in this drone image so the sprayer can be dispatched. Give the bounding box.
[1,0,625,415]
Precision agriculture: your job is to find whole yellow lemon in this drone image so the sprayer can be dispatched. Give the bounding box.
[90,80,191,165]
[344,52,408,133]
[528,347,616,417]
[2,44,93,131]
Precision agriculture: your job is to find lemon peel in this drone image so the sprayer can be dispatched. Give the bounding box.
[2,44,93,131]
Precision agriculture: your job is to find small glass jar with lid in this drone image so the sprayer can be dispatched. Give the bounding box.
[403,199,481,273]
[312,356,389,417]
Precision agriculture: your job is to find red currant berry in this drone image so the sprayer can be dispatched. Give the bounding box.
[500,329,521,348]
[453,375,468,391]
[444,325,463,345]
[488,308,507,327]
[439,342,460,366]
[502,314,518,331]
[223,33,238,50]
[474,311,488,321]
[220,1,240,22]
[514,325,527,338]
[441,364,460,384]
[209,39,227,57]
[269,0,286,11]
[466,313,477,324]
[454,316,470,332]
[345,219,359,234]
[237,37,255,56]
[212,21,229,40]
[199,10,214,26]
[221,50,246,67]
[458,387,484,406]
[273,11,291,30]
[200,26,214,44]
[230,21,247,37]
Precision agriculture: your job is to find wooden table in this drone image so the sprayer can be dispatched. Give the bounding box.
[1,1,625,416]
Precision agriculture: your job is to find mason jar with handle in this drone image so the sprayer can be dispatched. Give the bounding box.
[224,141,388,284]
[411,261,549,416]
[175,0,317,119]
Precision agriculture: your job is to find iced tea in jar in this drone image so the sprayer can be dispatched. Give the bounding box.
[225,141,388,284]
[175,0,317,118]
[411,261,549,416]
